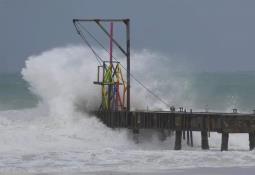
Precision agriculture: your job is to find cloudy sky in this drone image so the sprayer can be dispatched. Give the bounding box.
[1,0,255,73]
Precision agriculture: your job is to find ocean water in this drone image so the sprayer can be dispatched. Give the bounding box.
[0,74,38,111]
[1,45,255,174]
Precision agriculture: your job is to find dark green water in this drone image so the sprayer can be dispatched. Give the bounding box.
[1,71,255,112]
[187,71,255,112]
[0,73,38,110]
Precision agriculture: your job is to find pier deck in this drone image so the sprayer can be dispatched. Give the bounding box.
[93,111,255,151]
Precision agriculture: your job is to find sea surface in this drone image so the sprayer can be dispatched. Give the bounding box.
[1,45,255,174]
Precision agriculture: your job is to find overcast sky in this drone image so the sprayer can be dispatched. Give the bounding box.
[1,0,255,73]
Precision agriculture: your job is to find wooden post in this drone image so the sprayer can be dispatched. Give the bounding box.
[187,130,190,145]
[182,117,186,140]
[201,131,209,150]
[221,132,229,151]
[201,116,209,150]
[175,116,182,150]
[133,112,140,143]
[188,117,193,147]
[175,130,182,150]
[190,131,194,147]
[182,131,186,140]
[249,131,255,150]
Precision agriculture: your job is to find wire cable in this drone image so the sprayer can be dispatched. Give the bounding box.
[74,23,103,65]
[75,21,170,107]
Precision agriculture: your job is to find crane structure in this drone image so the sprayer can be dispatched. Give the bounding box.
[73,19,130,111]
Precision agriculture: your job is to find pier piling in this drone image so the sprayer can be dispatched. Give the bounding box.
[175,130,182,150]
[249,131,255,150]
[201,131,209,150]
[221,132,229,151]
[94,110,255,151]
[190,131,194,147]
[187,130,190,145]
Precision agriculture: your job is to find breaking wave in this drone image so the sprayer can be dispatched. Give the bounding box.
[0,45,254,173]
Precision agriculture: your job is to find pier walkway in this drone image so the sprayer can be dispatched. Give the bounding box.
[93,110,255,151]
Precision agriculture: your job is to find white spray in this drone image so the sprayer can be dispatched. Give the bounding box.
[0,45,252,173]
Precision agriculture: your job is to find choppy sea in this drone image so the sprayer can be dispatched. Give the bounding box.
[1,45,255,174]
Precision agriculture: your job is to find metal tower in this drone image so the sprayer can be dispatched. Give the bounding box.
[73,19,131,111]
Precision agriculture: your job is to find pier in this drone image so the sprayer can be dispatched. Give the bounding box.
[73,18,255,151]
[93,110,255,151]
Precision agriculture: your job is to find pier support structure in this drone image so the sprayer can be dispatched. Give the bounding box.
[249,131,255,150]
[175,130,182,150]
[174,116,182,150]
[201,131,209,150]
[95,110,255,151]
[221,132,229,151]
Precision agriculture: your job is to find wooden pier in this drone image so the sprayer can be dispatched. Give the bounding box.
[93,110,255,151]
[74,19,255,151]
